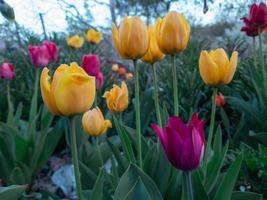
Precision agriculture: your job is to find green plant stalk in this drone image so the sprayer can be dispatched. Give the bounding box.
[152,63,162,128]
[96,136,104,166]
[6,81,12,110]
[172,55,179,116]
[134,60,142,168]
[203,87,217,173]
[184,171,193,200]
[258,32,267,88]
[70,117,83,200]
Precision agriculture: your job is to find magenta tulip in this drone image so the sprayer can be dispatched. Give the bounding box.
[95,71,104,89]
[151,113,205,171]
[42,41,59,62]
[28,45,50,67]
[0,63,15,80]
[82,54,100,76]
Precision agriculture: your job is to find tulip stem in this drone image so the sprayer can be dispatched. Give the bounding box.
[69,117,83,200]
[134,59,142,168]
[6,82,12,111]
[96,137,104,166]
[258,32,267,90]
[203,87,217,173]
[152,63,162,128]
[184,171,194,200]
[172,55,179,116]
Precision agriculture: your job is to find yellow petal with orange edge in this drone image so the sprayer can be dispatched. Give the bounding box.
[225,51,238,84]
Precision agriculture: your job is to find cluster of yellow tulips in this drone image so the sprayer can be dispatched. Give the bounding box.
[66,28,103,48]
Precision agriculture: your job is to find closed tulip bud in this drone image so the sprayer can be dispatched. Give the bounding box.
[82,107,112,136]
[95,71,104,89]
[28,45,50,67]
[118,67,127,76]
[216,93,225,107]
[126,72,133,81]
[40,62,96,116]
[42,41,59,62]
[82,54,101,76]
[199,48,238,85]
[112,16,149,59]
[156,11,190,54]
[66,35,84,49]
[112,64,119,72]
[151,113,205,171]
[85,28,103,44]
[0,63,15,80]
[142,25,165,63]
[103,81,128,113]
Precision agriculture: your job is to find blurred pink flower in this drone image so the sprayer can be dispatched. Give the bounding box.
[28,45,50,67]
[95,71,104,89]
[82,54,100,76]
[0,63,15,80]
[42,41,59,62]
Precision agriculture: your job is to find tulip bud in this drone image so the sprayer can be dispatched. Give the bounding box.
[216,93,225,107]
[28,45,50,67]
[151,113,205,171]
[0,63,15,80]
[66,35,84,49]
[82,54,101,76]
[40,62,96,116]
[142,25,165,63]
[85,28,103,44]
[42,41,59,62]
[112,64,119,72]
[0,2,15,21]
[103,81,128,113]
[118,67,127,76]
[112,16,149,59]
[199,48,238,85]
[156,11,190,54]
[82,107,112,136]
[126,72,133,81]
[95,71,104,89]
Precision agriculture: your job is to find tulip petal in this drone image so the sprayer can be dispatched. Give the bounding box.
[211,48,229,77]
[199,51,220,85]
[51,64,68,92]
[40,67,61,115]
[116,81,128,112]
[192,127,204,168]
[225,51,238,84]
[180,14,191,50]
[112,23,125,58]
[151,123,168,151]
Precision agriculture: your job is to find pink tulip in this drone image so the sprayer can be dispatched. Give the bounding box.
[0,63,15,80]
[95,71,104,89]
[151,113,205,171]
[82,54,100,76]
[42,41,59,62]
[28,45,50,67]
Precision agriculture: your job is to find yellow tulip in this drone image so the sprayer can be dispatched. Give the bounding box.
[156,11,190,54]
[112,16,149,59]
[40,62,96,116]
[103,81,128,113]
[199,48,238,85]
[142,25,165,63]
[66,35,84,48]
[126,73,133,81]
[112,64,119,72]
[82,107,112,136]
[85,28,103,44]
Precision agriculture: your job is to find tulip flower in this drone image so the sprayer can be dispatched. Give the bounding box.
[151,113,204,171]
[0,63,15,80]
[142,25,165,63]
[40,62,96,116]
[126,72,133,81]
[216,93,225,107]
[28,45,50,67]
[112,64,119,72]
[112,16,149,59]
[85,28,103,44]
[82,107,112,136]
[95,71,104,89]
[199,48,238,85]
[66,35,84,49]
[103,81,128,113]
[118,67,127,76]
[156,11,190,54]
[241,2,267,37]
[82,54,100,76]
[42,41,59,62]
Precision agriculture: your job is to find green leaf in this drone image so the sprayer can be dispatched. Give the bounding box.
[90,168,105,200]
[249,132,267,147]
[79,161,98,189]
[192,171,209,200]
[0,185,27,200]
[220,108,230,136]
[231,191,262,200]
[9,167,26,184]
[114,164,163,200]
[214,153,243,200]
[124,177,150,200]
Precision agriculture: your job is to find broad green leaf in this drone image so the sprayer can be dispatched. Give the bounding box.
[90,168,105,200]
[0,185,27,200]
[79,161,98,189]
[9,167,26,184]
[214,153,243,200]
[124,177,150,200]
[231,191,262,200]
[249,132,267,147]
[192,171,209,200]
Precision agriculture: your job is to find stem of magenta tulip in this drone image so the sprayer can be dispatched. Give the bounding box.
[134,59,142,168]
[152,63,162,128]
[69,117,83,200]
[203,87,217,173]
[184,171,194,200]
[172,55,179,116]
[6,82,11,111]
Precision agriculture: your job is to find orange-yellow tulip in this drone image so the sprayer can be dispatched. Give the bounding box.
[126,73,133,81]
[85,28,103,44]
[66,35,84,48]
[156,11,190,54]
[40,62,96,116]
[82,107,112,136]
[103,81,128,113]
[112,16,149,59]
[199,48,238,85]
[142,25,165,63]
